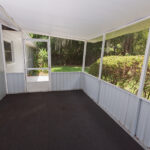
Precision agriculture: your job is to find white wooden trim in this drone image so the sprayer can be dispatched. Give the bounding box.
[48,36,51,91]
[25,38,49,42]
[24,38,51,92]
[98,33,106,79]
[10,41,15,63]
[25,30,86,42]
[27,68,49,71]
[0,24,8,93]
[22,33,27,92]
[82,41,87,72]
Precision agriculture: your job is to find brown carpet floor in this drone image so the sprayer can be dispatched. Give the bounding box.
[0,90,143,150]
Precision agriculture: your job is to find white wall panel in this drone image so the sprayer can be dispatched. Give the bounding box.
[98,80,139,135]
[3,31,24,73]
[0,71,6,100]
[81,72,99,103]
[0,28,6,100]
[27,81,49,92]
[51,72,81,91]
[136,99,150,148]
[7,73,25,94]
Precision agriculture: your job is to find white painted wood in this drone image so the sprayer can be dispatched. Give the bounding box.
[21,32,27,92]
[81,72,99,103]
[51,72,81,91]
[3,31,27,73]
[0,24,6,99]
[82,41,87,72]
[7,73,25,94]
[48,36,51,91]
[98,33,106,79]
[98,80,139,135]
[0,24,8,94]
[136,99,150,148]
[23,38,28,92]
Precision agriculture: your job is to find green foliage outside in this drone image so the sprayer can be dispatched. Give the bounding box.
[89,56,150,99]
[28,48,48,76]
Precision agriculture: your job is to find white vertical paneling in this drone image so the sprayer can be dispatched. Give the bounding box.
[136,99,150,147]
[7,73,25,94]
[0,24,6,99]
[0,71,6,100]
[81,72,99,103]
[27,81,49,92]
[51,72,81,91]
[98,80,139,135]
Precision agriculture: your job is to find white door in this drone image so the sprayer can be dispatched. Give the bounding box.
[24,38,51,92]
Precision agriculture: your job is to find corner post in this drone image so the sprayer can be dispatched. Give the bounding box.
[0,24,8,93]
[48,36,51,91]
[98,33,106,80]
[134,28,150,136]
[21,32,27,92]
[82,41,87,72]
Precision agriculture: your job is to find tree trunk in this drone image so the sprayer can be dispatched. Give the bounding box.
[122,34,134,55]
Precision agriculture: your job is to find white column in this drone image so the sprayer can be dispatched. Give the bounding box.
[98,33,106,80]
[82,41,87,72]
[48,36,51,91]
[137,28,150,97]
[0,24,8,93]
[134,28,150,136]
[21,32,27,92]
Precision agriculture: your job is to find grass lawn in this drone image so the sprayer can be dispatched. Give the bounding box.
[51,66,89,73]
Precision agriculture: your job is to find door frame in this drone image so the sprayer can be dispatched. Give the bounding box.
[23,38,51,92]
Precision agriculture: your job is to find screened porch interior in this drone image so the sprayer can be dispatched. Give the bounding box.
[1,1,150,150]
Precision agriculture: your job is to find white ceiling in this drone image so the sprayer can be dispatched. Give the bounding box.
[0,0,150,41]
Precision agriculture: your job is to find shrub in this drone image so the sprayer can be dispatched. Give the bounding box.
[89,55,150,99]
[37,48,48,68]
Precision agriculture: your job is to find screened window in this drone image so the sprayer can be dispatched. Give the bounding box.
[101,29,148,94]
[4,41,14,63]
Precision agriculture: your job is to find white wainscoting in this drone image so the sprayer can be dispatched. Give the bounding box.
[0,71,6,100]
[51,72,81,91]
[7,73,25,94]
[81,72,99,103]
[136,98,150,147]
[27,81,50,92]
[98,80,139,135]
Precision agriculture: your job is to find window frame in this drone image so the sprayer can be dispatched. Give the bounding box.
[4,40,15,64]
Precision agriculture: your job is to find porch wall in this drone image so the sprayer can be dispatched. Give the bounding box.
[80,72,99,103]
[136,98,150,147]
[0,29,6,100]
[51,72,81,91]
[6,73,25,94]
[3,30,24,73]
